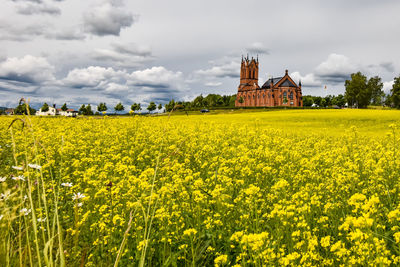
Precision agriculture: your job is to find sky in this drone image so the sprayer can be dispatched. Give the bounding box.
[0,0,399,109]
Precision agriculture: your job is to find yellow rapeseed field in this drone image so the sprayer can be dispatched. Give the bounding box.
[1,109,400,266]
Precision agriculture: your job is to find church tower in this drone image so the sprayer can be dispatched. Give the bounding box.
[239,55,259,91]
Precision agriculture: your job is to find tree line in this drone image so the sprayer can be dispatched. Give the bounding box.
[5,72,400,115]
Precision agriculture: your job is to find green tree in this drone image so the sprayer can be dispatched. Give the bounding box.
[391,75,400,108]
[79,104,86,115]
[147,101,157,113]
[131,103,138,112]
[165,99,176,112]
[158,103,162,111]
[15,103,36,115]
[86,104,94,115]
[238,96,244,104]
[97,102,107,113]
[41,102,49,112]
[368,76,384,106]
[114,102,125,113]
[332,94,346,107]
[61,103,68,111]
[193,95,204,107]
[345,72,370,108]
[302,95,313,107]
[384,93,392,107]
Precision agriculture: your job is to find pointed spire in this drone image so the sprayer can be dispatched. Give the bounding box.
[285,69,288,75]
[299,79,302,87]
[256,54,258,62]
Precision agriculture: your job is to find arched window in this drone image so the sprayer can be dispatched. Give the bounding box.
[283,92,287,98]
[289,92,294,100]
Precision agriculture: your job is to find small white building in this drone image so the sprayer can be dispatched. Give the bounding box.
[58,109,78,117]
[36,106,57,116]
[36,106,78,117]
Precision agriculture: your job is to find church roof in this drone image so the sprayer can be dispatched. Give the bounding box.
[261,76,298,88]
[261,77,283,88]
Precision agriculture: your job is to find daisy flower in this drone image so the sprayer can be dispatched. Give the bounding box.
[28,164,42,170]
[72,192,85,200]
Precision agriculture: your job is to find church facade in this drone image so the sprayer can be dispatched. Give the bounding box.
[235,56,303,107]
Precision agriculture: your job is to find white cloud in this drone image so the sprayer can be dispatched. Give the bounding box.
[315,53,358,83]
[128,66,184,90]
[383,80,394,93]
[63,66,126,88]
[15,1,61,16]
[290,71,321,88]
[205,82,222,87]
[0,55,55,84]
[83,1,134,36]
[195,60,240,79]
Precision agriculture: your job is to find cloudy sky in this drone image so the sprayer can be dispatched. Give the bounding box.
[0,0,399,109]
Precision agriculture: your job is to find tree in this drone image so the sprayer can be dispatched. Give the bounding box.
[332,94,346,107]
[86,104,93,115]
[41,102,49,112]
[97,102,107,113]
[302,95,313,107]
[114,102,124,113]
[391,75,400,108]
[158,103,162,111]
[368,76,384,106]
[79,104,86,115]
[61,103,68,111]
[131,103,138,112]
[345,72,370,108]
[165,99,176,112]
[147,101,157,113]
[238,96,244,104]
[15,103,36,115]
[384,93,392,107]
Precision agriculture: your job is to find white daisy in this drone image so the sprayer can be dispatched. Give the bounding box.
[0,215,3,221]
[72,192,85,200]
[12,166,23,171]
[0,177,6,182]
[37,217,46,222]
[12,175,25,182]
[20,208,31,216]
[61,182,73,187]
[28,164,42,170]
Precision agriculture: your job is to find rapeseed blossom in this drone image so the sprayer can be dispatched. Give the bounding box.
[1,109,400,266]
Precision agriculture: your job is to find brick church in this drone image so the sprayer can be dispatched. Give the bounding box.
[235,56,303,107]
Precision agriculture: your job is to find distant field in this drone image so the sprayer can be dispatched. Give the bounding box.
[1,109,400,266]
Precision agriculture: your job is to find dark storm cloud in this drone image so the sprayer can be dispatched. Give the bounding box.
[131,83,169,89]
[91,43,153,67]
[111,42,151,57]
[83,1,134,36]
[380,62,395,73]
[246,42,270,55]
